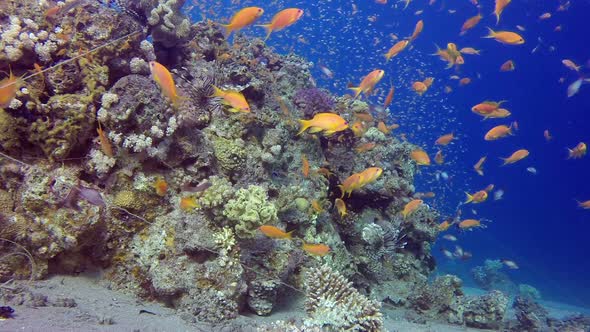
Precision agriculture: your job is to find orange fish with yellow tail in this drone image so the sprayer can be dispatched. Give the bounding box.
[335,198,347,217]
[149,61,185,109]
[257,8,304,40]
[220,7,264,37]
[501,149,529,165]
[0,68,25,108]
[180,196,199,211]
[298,113,348,136]
[349,69,385,99]
[154,178,168,196]
[259,225,293,239]
[211,85,250,113]
[484,123,514,141]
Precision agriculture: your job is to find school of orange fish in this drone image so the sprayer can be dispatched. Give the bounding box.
[0,0,588,262]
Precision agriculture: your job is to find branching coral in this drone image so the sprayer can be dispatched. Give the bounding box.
[304,265,384,332]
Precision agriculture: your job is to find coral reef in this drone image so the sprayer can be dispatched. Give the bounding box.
[471,259,516,293]
[510,296,549,332]
[462,290,509,329]
[304,265,383,331]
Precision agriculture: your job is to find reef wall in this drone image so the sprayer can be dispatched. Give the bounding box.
[0,1,508,329]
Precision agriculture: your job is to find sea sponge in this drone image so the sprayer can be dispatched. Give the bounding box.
[304,265,384,331]
[0,108,21,151]
[222,185,277,238]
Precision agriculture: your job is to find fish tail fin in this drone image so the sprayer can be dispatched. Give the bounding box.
[384,53,391,62]
[210,85,223,98]
[476,169,484,176]
[220,23,233,37]
[500,157,508,166]
[297,119,311,136]
[567,148,574,159]
[286,230,294,239]
[256,24,272,41]
[464,192,473,204]
[348,86,362,99]
[483,27,496,38]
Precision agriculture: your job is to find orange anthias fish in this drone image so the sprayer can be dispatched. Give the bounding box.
[383,86,395,109]
[149,61,184,109]
[562,59,581,72]
[211,85,250,113]
[402,199,423,219]
[298,113,348,136]
[0,68,24,108]
[377,121,398,134]
[302,154,310,177]
[438,220,452,231]
[434,150,444,165]
[385,40,409,61]
[474,156,487,176]
[358,167,383,186]
[338,173,362,198]
[180,196,199,211]
[500,60,516,71]
[311,199,323,213]
[302,243,331,256]
[409,20,424,42]
[435,133,454,145]
[577,200,590,209]
[96,122,114,157]
[484,123,514,141]
[459,47,481,55]
[350,121,368,137]
[259,225,293,239]
[349,69,385,99]
[412,81,428,95]
[355,142,377,153]
[220,7,264,36]
[472,101,505,115]
[484,28,524,45]
[257,8,304,40]
[460,13,482,35]
[458,219,482,229]
[501,149,529,165]
[567,142,587,159]
[483,108,511,120]
[410,149,430,165]
[465,189,488,204]
[335,198,347,217]
[459,77,471,86]
[493,0,512,25]
[154,178,168,196]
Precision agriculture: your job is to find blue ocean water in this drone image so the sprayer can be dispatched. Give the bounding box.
[192,0,590,307]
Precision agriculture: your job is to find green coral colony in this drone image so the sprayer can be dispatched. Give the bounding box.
[0,1,526,330]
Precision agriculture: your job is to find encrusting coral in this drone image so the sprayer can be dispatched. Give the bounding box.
[304,265,384,331]
[222,185,278,238]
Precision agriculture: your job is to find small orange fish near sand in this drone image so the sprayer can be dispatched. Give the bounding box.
[302,243,330,256]
[501,149,529,165]
[259,225,293,239]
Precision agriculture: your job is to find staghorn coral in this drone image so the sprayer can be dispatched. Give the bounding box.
[223,185,277,238]
[304,265,384,332]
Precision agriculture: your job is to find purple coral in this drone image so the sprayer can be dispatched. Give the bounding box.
[293,88,335,118]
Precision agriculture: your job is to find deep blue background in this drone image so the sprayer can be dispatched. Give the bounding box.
[189,0,590,307]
